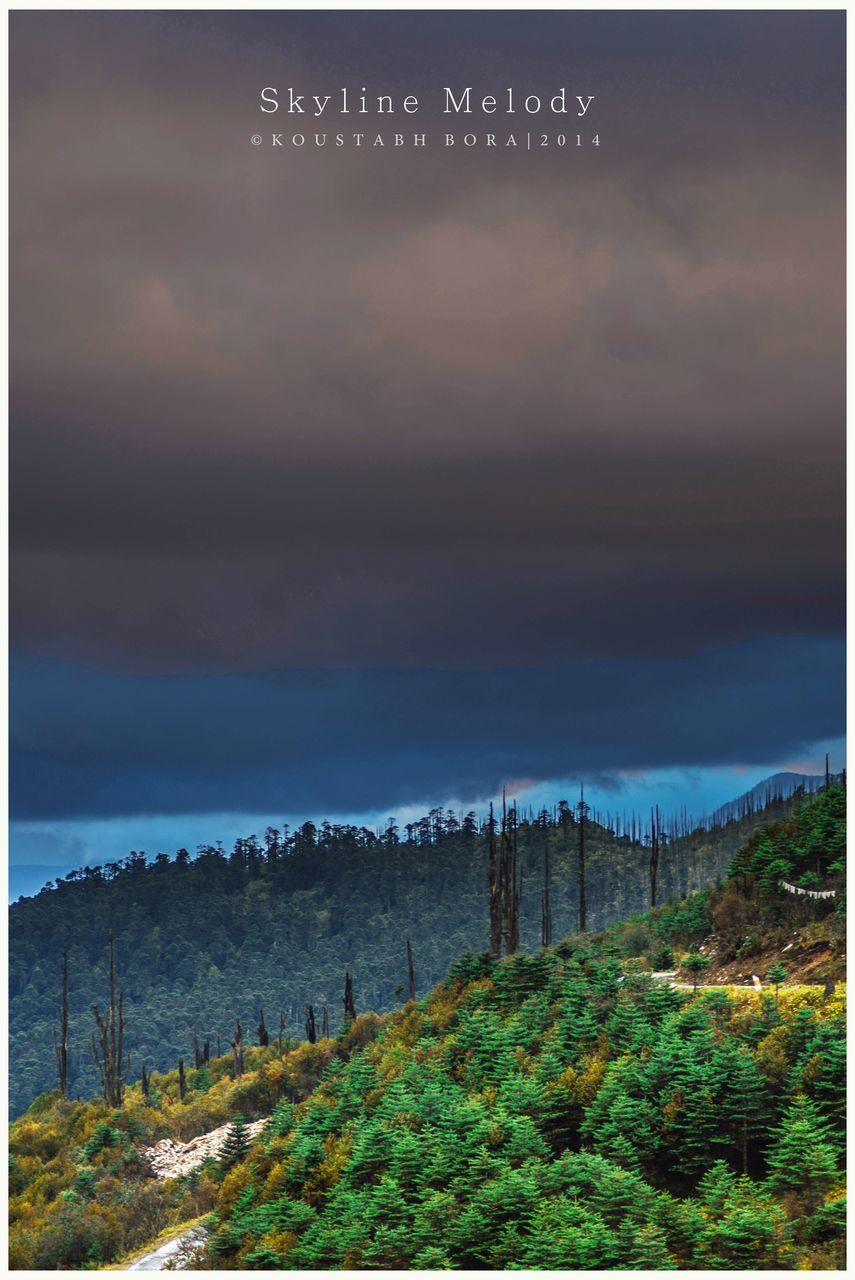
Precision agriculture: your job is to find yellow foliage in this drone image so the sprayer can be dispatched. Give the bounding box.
[422,986,460,1032]
[568,1050,607,1104]
[755,1026,791,1083]
[218,1160,254,1215]
[310,1130,354,1193]
[262,1229,298,1260]
[261,1162,291,1200]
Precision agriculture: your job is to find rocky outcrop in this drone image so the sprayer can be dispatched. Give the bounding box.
[142,1118,268,1181]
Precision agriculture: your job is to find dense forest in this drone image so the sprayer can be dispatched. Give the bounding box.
[8,785,846,1269]
[9,778,820,1117]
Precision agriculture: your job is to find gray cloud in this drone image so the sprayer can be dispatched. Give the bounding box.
[8,11,845,826]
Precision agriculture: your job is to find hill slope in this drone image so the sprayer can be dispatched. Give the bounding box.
[9,786,846,1271]
[10,784,813,1116]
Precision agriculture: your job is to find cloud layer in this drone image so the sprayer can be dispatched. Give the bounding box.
[9,11,845,830]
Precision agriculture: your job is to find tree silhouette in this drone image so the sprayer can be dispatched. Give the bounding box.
[90,932,125,1108]
[55,945,69,1098]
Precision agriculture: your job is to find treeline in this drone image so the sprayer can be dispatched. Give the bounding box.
[9,782,821,1116]
[8,787,847,1270]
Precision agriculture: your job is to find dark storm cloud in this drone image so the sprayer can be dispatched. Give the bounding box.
[9,636,844,820]
[8,11,845,826]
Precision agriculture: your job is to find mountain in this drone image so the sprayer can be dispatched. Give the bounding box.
[9,783,821,1118]
[8,784,846,1270]
[710,772,827,825]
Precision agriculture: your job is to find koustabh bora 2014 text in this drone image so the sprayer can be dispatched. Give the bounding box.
[260,87,595,117]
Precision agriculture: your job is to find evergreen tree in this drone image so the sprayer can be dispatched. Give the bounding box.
[218,1114,251,1167]
[767,960,787,1007]
[765,1096,838,1210]
[683,952,711,992]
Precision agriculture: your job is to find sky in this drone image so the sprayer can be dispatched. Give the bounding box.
[9,11,845,895]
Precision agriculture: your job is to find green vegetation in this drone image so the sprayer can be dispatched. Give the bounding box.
[9,787,846,1269]
[202,950,844,1268]
[10,786,810,1116]
[9,1037,340,1269]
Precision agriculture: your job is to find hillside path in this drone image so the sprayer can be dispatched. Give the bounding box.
[126,1226,206,1270]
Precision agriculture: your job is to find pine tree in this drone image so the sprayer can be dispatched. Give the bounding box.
[698,1159,738,1215]
[218,1114,251,1167]
[683,953,711,992]
[766,961,787,1007]
[717,1042,768,1173]
[765,1095,838,1210]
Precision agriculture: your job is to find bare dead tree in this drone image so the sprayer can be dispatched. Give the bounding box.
[277,1012,285,1055]
[140,1062,149,1099]
[203,1039,210,1065]
[321,1006,330,1038]
[541,832,552,948]
[343,972,356,1024]
[500,795,521,954]
[488,802,501,956]
[232,1019,244,1078]
[649,805,661,909]
[304,1004,317,1044]
[406,938,417,1002]
[258,1009,269,1047]
[193,1035,202,1070]
[577,785,589,932]
[178,1058,187,1101]
[90,931,125,1108]
[55,945,69,1098]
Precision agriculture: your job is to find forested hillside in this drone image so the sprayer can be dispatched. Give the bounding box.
[9,786,846,1270]
[10,783,820,1116]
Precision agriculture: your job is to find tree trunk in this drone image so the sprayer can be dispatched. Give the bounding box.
[90,932,125,1108]
[649,806,660,909]
[577,787,588,933]
[56,946,69,1098]
[488,803,501,956]
[232,1020,244,1078]
[344,972,356,1023]
[305,1004,317,1044]
[406,938,416,1002]
[541,835,552,948]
